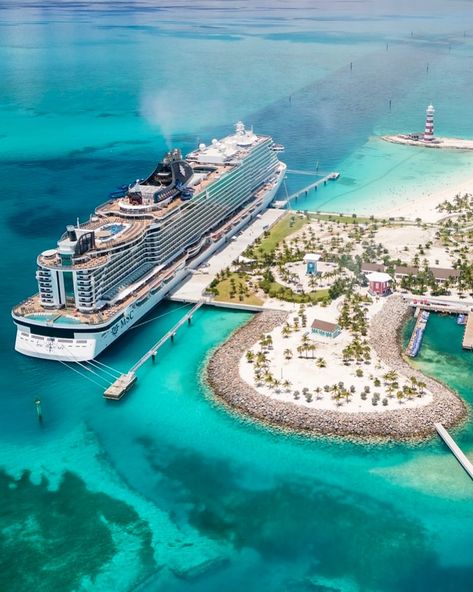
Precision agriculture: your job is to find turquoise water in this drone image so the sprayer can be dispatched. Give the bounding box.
[2,2,473,590]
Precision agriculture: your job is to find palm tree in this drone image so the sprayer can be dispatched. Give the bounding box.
[308,343,317,358]
[283,379,292,392]
[284,348,293,360]
[316,357,326,368]
[246,350,255,363]
[383,370,398,384]
[417,380,427,396]
[282,324,291,338]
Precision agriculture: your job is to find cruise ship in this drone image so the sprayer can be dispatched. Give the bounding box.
[12,122,286,361]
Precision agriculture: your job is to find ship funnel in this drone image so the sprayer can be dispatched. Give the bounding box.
[66,225,77,241]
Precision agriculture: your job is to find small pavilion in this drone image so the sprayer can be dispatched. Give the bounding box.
[311,318,341,339]
[303,253,321,275]
[365,271,392,296]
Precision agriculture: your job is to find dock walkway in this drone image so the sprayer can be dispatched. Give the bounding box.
[284,172,340,206]
[130,300,204,373]
[406,309,430,357]
[104,300,205,399]
[462,314,473,349]
[434,422,473,480]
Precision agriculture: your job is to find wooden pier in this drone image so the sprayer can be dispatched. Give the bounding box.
[434,423,473,480]
[462,313,473,349]
[104,300,205,400]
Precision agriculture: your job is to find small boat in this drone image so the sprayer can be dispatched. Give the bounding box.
[328,172,340,180]
[271,143,285,152]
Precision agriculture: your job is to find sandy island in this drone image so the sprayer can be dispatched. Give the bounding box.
[205,296,467,441]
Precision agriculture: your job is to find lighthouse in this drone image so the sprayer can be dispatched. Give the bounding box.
[424,104,435,141]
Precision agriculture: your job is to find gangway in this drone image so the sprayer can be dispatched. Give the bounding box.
[104,300,205,400]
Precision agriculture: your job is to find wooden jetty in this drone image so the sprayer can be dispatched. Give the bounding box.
[462,313,473,349]
[104,300,205,400]
[434,422,473,480]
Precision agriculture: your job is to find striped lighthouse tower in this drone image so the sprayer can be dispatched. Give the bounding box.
[424,104,435,141]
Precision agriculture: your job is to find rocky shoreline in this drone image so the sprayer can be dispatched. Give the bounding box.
[204,296,468,441]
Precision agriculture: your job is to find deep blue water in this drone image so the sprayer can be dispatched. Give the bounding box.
[1,2,473,591]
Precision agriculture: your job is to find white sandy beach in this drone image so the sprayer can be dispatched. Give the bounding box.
[376,174,473,222]
[239,296,433,414]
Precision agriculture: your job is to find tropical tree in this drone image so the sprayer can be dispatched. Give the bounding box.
[246,350,255,363]
[284,348,293,360]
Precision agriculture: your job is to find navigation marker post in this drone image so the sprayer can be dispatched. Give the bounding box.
[35,398,43,423]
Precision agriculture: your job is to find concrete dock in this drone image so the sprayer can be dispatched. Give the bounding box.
[104,300,204,399]
[169,208,285,304]
[462,314,473,349]
[434,422,473,480]
[104,372,137,400]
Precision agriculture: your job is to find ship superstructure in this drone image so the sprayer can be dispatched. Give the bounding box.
[12,122,286,361]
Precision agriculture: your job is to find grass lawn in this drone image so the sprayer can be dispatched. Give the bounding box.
[263,281,330,304]
[309,213,375,224]
[257,213,308,255]
[213,272,264,306]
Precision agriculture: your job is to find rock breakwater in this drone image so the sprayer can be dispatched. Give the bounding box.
[205,296,467,441]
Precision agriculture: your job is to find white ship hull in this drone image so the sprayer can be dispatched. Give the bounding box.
[13,165,285,362]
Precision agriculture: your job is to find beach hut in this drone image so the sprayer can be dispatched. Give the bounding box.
[365,271,392,296]
[303,253,321,275]
[311,319,341,338]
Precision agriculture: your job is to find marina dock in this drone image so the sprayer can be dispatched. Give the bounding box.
[104,300,204,400]
[169,208,285,305]
[462,314,473,349]
[434,422,473,480]
[406,309,430,357]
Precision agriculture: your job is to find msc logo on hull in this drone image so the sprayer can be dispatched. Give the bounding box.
[111,309,135,336]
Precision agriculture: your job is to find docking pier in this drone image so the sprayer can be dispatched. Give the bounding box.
[130,300,204,373]
[278,172,340,207]
[434,423,473,480]
[462,314,473,350]
[406,309,430,357]
[104,300,205,400]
